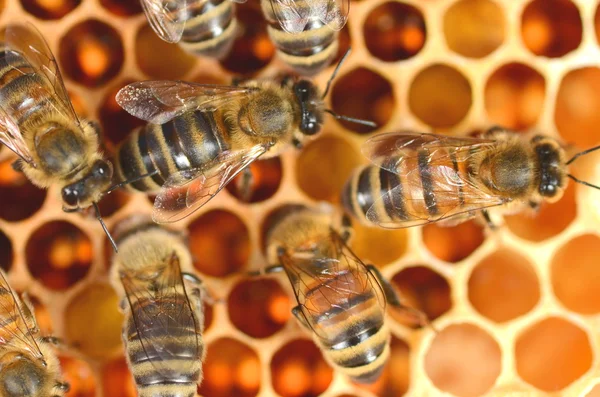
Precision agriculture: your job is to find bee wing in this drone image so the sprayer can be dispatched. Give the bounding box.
[0,270,44,360]
[3,23,81,128]
[362,132,506,228]
[0,106,34,165]
[140,0,186,43]
[152,144,269,223]
[116,80,257,124]
[120,252,201,379]
[268,0,311,33]
[307,0,349,30]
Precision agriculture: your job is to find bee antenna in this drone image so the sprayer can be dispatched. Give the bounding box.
[325,109,377,128]
[93,202,118,253]
[106,170,159,194]
[322,47,351,99]
[566,144,600,165]
[567,174,600,191]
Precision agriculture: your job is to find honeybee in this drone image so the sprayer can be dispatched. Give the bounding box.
[256,205,428,383]
[342,128,600,229]
[0,268,69,397]
[260,0,348,75]
[140,0,245,59]
[109,215,206,397]
[114,51,373,223]
[0,23,120,250]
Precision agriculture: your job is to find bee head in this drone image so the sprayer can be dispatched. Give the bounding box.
[294,79,324,136]
[61,159,113,210]
[531,136,566,202]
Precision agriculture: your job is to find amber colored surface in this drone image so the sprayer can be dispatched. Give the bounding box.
[99,0,141,16]
[226,157,282,203]
[587,384,600,397]
[468,249,540,323]
[424,323,502,397]
[65,283,124,359]
[102,358,137,397]
[20,0,79,19]
[97,189,130,219]
[30,295,53,335]
[350,222,408,267]
[443,0,504,58]
[0,228,12,272]
[515,317,592,391]
[0,160,46,222]
[422,220,485,263]
[99,81,146,150]
[60,356,96,397]
[356,337,410,396]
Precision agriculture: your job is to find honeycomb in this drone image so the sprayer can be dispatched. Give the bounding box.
[1,0,600,396]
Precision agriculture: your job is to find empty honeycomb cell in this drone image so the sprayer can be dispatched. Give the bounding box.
[96,190,130,219]
[29,295,53,335]
[59,356,96,397]
[296,136,362,203]
[484,63,545,130]
[350,222,408,267]
[555,67,600,148]
[424,323,502,397]
[409,64,472,128]
[219,2,274,75]
[59,20,124,88]
[551,234,600,314]
[363,2,426,62]
[99,0,141,16]
[504,182,576,242]
[228,278,290,338]
[0,159,46,222]
[515,317,592,391]
[330,67,394,133]
[0,228,12,272]
[521,0,582,58]
[65,283,124,359]
[443,0,504,58]
[102,358,136,397]
[468,249,540,323]
[226,157,282,203]
[271,339,333,397]
[391,266,451,326]
[355,337,410,396]
[99,81,146,151]
[26,221,92,290]
[20,0,79,19]
[188,210,250,277]
[422,220,485,263]
[200,337,261,397]
[135,24,196,80]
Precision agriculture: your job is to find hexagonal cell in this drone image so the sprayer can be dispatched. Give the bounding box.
[391,266,451,326]
[521,0,582,58]
[330,67,394,133]
[225,157,282,203]
[551,234,600,314]
[0,159,46,222]
[409,64,472,128]
[102,358,136,397]
[504,182,576,242]
[200,338,261,397]
[188,210,250,277]
[351,222,408,267]
[484,63,546,130]
[443,0,504,58]
[424,323,501,397]
[26,221,92,290]
[20,0,80,19]
[364,2,426,62]
[515,317,592,391]
[135,23,196,80]
[96,189,130,219]
[65,283,124,359]
[59,355,96,397]
[100,0,141,16]
[0,228,12,272]
[99,81,146,151]
[271,339,333,397]
[228,278,290,338]
[468,249,540,323]
[555,67,600,148]
[296,136,362,203]
[220,2,274,74]
[355,337,410,396]
[422,220,485,263]
[59,19,124,87]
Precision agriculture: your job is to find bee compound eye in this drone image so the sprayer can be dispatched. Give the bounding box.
[61,185,79,207]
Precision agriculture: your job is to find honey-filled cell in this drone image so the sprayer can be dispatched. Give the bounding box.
[65,283,124,359]
[200,338,261,397]
[102,358,136,397]
[26,221,92,290]
[271,339,333,397]
[350,222,408,267]
[20,0,79,19]
[0,159,46,222]
[0,228,12,272]
[59,355,96,397]
[99,0,141,16]
[226,157,282,203]
[355,337,410,396]
[515,317,592,392]
[422,220,485,263]
[99,81,146,151]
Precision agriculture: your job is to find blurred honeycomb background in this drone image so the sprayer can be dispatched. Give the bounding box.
[1,0,600,396]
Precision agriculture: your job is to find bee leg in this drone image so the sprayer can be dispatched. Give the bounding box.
[40,336,64,346]
[291,305,311,330]
[292,138,303,149]
[528,200,541,212]
[20,292,40,333]
[248,264,285,277]
[55,381,70,392]
[235,166,255,202]
[481,209,497,230]
[11,159,23,173]
[339,214,353,243]
[183,272,222,306]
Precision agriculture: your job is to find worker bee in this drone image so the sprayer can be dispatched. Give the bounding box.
[255,204,428,383]
[0,268,69,397]
[0,23,121,250]
[342,128,600,229]
[109,215,206,397]
[140,0,245,59]
[260,0,348,75]
[114,51,373,223]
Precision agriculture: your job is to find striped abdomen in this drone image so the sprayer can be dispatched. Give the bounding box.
[114,110,229,193]
[178,0,238,59]
[125,295,202,397]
